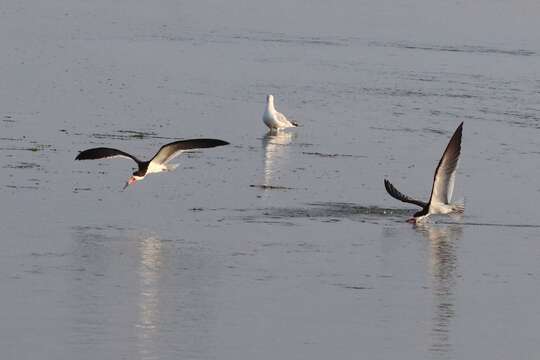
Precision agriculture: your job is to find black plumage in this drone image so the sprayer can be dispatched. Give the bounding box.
[384,122,463,219]
[75,138,229,184]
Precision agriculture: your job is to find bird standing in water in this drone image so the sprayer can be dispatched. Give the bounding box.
[262,94,298,130]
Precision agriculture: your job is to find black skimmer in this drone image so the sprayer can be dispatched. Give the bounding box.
[384,122,464,223]
[263,94,298,130]
[75,138,229,189]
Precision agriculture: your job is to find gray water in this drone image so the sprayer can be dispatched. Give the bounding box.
[1,0,540,359]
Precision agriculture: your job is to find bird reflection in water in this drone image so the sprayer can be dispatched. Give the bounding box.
[137,235,163,359]
[415,222,463,357]
[262,130,297,188]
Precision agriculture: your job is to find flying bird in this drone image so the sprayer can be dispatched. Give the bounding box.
[75,138,229,189]
[262,94,298,130]
[384,122,464,223]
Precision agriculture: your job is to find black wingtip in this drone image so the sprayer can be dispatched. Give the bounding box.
[198,139,229,147]
[74,149,98,161]
[451,122,463,142]
[383,179,393,193]
[453,122,463,138]
[383,178,395,196]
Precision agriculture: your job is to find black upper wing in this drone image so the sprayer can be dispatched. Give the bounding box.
[384,179,427,208]
[150,138,229,165]
[75,147,140,164]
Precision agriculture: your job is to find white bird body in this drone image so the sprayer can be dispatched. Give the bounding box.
[146,161,176,174]
[428,202,454,214]
[263,95,298,130]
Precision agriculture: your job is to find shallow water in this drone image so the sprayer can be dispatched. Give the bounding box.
[1,0,540,359]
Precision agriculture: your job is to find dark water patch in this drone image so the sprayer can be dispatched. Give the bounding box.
[135,34,197,43]
[371,40,535,57]
[230,252,255,257]
[31,252,69,258]
[117,130,163,139]
[370,126,418,134]
[73,187,92,193]
[73,170,107,175]
[77,130,175,141]
[321,218,342,223]
[302,151,366,158]
[296,142,315,148]
[72,224,131,233]
[182,90,207,97]
[371,125,455,136]
[0,143,55,152]
[306,202,411,217]
[403,73,440,83]
[139,31,346,47]
[243,218,298,226]
[4,162,41,169]
[5,184,39,190]
[363,87,477,99]
[27,143,55,152]
[423,127,448,135]
[334,283,373,290]
[228,32,346,47]
[237,202,412,224]
[89,132,149,140]
[0,137,25,141]
[479,108,540,128]
[250,184,294,190]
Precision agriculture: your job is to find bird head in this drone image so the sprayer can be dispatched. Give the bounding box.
[407,210,429,224]
[266,94,274,103]
[123,171,144,190]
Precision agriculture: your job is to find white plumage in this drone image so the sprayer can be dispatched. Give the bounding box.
[262,95,298,130]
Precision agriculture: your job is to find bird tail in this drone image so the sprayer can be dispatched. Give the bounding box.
[290,120,299,127]
[450,201,464,214]
[166,164,179,171]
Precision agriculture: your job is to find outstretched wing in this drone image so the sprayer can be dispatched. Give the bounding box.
[429,122,463,205]
[75,147,140,164]
[384,179,427,208]
[150,138,229,165]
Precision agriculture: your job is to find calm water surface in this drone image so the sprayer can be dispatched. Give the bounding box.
[1,0,540,359]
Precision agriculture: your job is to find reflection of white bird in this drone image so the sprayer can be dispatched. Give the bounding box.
[416,222,462,288]
[262,131,296,186]
[137,236,161,356]
[384,122,464,223]
[415,222,462,356]
[262,95,298,130]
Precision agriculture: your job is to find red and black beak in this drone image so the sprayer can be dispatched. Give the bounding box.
[123,176,137,190]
